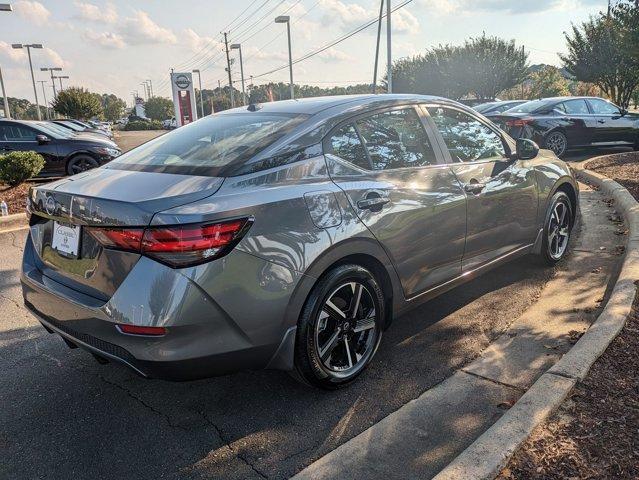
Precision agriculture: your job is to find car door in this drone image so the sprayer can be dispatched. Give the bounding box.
[424,104,539,271]
[555,98,599,147]
[0,123,60,173]
[324,105,467,298]
[587,98,636,145]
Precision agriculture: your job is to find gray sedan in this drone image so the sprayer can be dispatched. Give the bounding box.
[21,94,578,389]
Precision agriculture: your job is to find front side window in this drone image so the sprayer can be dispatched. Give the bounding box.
[107,113,308,176]
[327,124,370,170]
[0,124,37,141]
[588,98,621,115]
[356,108,437,170]
[427,106,506,163]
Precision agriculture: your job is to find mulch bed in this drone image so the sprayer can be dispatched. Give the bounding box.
[498,152,639,480]
[0,183,31,215]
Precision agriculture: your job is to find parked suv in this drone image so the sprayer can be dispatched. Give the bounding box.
[0,119,121,176]
[493,96,639,157]
[22,95,578,388]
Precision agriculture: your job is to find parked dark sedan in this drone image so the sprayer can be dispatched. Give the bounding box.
[493,96,639,157]
[0,119,121,176]
[474,100,527,117]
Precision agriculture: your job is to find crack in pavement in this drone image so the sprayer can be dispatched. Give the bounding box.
[193,408,269,479]
[0,291,24,311]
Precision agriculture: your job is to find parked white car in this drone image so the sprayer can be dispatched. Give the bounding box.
[162,117,177,130]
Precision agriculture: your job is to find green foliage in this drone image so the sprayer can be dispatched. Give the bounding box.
[100,94,127,122]
[392,35,529,100]
[144,96,174,121]
[52,87,103,120]
[561,6,639,109]
[0,151,45,186]
[123,120,162,131]
[528,66,571,98]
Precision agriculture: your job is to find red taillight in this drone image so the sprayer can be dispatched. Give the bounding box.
[117,324,166,336]
[506,117,533,128]
[87,218,251,268]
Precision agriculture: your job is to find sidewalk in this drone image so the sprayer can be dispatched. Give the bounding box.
[293,182,623,479]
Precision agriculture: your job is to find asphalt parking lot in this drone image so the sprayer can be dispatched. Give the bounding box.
[1,232,554,480]
[0,147,629,480]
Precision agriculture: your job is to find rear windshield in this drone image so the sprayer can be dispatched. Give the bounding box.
[474,102,497,113]
[106,113,308,176]
[505,99,554,114]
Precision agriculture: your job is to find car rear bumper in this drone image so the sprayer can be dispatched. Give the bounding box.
[21,233,302,380]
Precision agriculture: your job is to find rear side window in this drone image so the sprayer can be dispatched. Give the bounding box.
[356,108,437,170]
[427,106,506,163]
[0,124,37,141]
[107,113,308,176]
[327,124,370,170]
[562,99,589,114]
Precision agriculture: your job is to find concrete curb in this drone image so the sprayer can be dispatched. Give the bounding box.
[0,213,28,233]
[433,164,639,480]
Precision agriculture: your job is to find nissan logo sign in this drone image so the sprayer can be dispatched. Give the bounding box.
[45,196,56,216]
[174,74,191,89]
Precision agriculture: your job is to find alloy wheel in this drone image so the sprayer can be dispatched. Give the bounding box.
[68,156,99,175]
[548,201,570,260]
[314,281,378,378]
[546,132,567,157]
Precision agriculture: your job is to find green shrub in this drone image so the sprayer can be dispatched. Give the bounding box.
[0,151,45,186]
[123,120,163,131]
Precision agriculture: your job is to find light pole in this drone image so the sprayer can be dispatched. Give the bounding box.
[275,16,294,100]
[40,66,62,98]
[140,82,148,101]
[37,80,49,119]
[146,79,153,98]
[54,75,69,91]
[0,4,11,119]
[192,69,204,118]
[386,0,392,93]
[230,44,246,106]
[12,43,43,119]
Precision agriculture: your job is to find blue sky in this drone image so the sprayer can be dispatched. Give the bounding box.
[1,0,606,105]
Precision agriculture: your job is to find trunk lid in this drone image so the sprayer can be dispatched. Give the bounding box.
[28,168,224,301]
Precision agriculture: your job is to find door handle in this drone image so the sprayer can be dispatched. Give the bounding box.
[597,119,606,124]
[357,196,390,211]
[464,182,486,195]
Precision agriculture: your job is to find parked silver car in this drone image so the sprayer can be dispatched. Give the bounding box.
[22,95,578,389]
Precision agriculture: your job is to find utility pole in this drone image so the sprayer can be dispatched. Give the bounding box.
[224,32,235,108]
[230,44,246,105]
[193,69,204,117]
[37,80,49,119]
[372,0,384,94]
[146,79,153,98]
[386,0,392,93]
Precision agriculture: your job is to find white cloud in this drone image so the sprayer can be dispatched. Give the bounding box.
[316,47,353,62]
[118,10,177,45]
[183,28,218,53]
[243,45,289,62]
[0,41,69,69]
[423,0,605,14]
[319,0,419,34]
[12,0,51,26]
[74,1,118,24]
[82,31,126,49]
[0,41,27,64]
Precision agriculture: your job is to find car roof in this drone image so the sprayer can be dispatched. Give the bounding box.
[217,93,463,116]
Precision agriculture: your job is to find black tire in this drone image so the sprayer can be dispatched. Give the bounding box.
[544,131,568,158]
[539,191,573,265]
[66,155,99,176]
[294,264,384,389]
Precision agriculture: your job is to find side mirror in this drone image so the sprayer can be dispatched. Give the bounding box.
[516,138,539,160]
[36,135,50,145]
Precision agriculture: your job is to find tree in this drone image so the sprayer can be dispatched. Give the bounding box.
[392,35,529,100]
[527,66,571,98]
[101,94,127,122]
[144,96,174,121]
[561,7,639,109]
[52,87,103,119]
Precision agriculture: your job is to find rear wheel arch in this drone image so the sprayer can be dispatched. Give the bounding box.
[553,181,578,222]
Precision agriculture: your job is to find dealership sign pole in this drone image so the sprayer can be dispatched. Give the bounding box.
[171,72,198,127]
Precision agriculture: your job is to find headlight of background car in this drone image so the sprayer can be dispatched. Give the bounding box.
[94,147,121,157]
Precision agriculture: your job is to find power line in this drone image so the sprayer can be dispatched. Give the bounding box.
[230,0,288,42]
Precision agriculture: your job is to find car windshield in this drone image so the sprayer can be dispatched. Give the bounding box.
[56,121,84,131]
[505,99,555,114]
[106,112,308,176]
[32,122,74,139]
[474,102,497,113]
